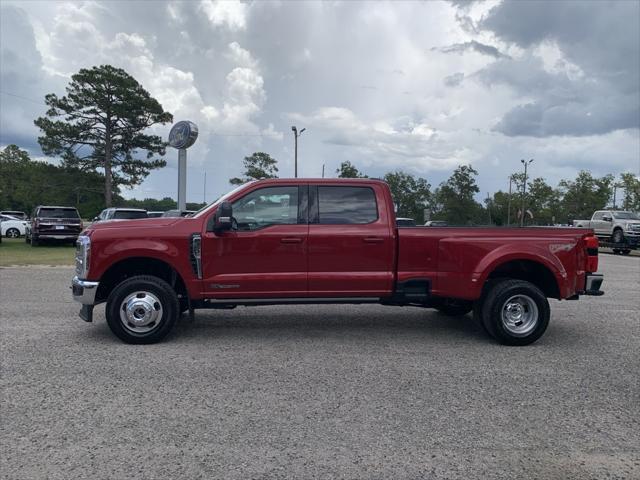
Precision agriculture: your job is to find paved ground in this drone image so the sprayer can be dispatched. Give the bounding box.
[1,255,639,479]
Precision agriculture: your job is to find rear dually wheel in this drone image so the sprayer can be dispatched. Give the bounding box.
[480,279,550,346]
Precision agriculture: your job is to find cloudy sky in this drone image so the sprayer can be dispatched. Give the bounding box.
[1,0,639,203]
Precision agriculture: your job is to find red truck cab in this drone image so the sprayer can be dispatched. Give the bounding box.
[72,179,603,345]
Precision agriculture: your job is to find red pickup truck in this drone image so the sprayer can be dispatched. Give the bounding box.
[72,179,603,345]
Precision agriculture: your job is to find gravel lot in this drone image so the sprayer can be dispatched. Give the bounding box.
[1,254,639,479]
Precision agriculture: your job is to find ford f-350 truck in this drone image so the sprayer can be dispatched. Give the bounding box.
[72,179,604,345]
[573,210,640,253]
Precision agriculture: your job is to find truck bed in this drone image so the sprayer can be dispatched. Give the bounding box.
[397,227,593,300]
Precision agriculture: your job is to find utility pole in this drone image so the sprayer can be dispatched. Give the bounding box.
[520,159,534,227]
[291,126,306,178]
[612,183,622,209]
[507,175,513,226]
[487,192,492,225]
[203,171,207,203]
[322,164,325,178]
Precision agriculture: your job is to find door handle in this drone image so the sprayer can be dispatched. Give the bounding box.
[363,237,384,243]
[281,237,303,244]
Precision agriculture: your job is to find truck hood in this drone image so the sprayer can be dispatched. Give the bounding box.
[87,217,183,230]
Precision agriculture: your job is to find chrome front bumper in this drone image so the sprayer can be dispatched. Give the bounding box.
[72,276,99,305]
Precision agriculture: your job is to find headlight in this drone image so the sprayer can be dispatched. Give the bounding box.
[75,235,91,278]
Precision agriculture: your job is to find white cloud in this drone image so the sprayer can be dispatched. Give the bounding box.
[199,0,247,31]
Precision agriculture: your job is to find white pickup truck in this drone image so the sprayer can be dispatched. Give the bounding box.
[573,210,640,253]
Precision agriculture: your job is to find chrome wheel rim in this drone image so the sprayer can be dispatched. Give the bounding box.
[7,229,19,238]
[501,294,538,337]
[119,291,163,334]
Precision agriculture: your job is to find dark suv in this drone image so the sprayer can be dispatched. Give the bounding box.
[26,206,83,246]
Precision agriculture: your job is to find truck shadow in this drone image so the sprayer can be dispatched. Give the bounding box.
[168,306,491,345]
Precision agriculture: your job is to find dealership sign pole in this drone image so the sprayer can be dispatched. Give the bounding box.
[168,121,199,212]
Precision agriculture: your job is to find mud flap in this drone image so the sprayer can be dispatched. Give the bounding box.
[79,304,94,322]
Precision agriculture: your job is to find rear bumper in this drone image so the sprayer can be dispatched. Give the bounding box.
[72,276,99,305]
[583,273,604,296]
[35,233,80,240]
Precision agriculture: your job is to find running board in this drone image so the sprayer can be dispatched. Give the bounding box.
[194,297,381,307]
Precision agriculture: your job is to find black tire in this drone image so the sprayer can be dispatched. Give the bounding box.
[622,249,631,255]
[480,279,550,346]
[30,236,39,246]
[611,229,624,244]
[6,228,20,238]
[435,298,473,316]
[612,248,621,254]
[106,275,179,344]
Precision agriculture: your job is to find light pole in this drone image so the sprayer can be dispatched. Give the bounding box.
[291,126,305,178]
[520,159,534,227]
[507,175,513,226]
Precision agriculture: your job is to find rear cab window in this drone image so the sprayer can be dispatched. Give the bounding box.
[113,211,148,220]
[316,186,378,224]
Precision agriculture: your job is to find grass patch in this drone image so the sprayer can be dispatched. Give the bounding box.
[0,238,75,266]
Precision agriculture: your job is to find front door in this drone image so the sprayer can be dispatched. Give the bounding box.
[201,185,308,298]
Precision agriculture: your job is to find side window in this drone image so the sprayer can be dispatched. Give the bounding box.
[592,211,603,221]
[232,186,299,231]
[317,186,378,224]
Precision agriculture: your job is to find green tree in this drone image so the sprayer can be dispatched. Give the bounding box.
[433,165,483,225]
[559,171,614,222]
[34,65,173,207]
[383,171,431,223]
[230,152,279,185]
[618,172,640,211]
[336,161,367,178]
[526,177,562,225]
[0,144,106,218]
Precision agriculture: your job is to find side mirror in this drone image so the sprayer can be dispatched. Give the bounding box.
[212,201,234,233]
[93,217,99,222]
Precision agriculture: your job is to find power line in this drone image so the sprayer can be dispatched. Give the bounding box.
[0,90,47,106]
[1,90,282,138]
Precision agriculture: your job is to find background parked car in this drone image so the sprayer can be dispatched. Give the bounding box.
[147,211,164,218]
[93,208,149,222]
[0,210,28,221]
[424,220,448,227]
[396,217,416,227]
[0,214,29,238]
[161,209,196,217]
[26,206,83,246]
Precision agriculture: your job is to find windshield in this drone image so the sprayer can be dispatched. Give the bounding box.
[613,211,639,220]
[114,210,148,220]
[192,183,254,218]
[39,208,80,219]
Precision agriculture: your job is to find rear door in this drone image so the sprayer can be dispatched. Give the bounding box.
[201,184,309,297]
[307,184,394,296]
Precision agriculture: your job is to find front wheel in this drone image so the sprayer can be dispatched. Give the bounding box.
[611,229,624,244]
[6,228,20,238]
[106,275,179,344]
[480,279,550,346]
